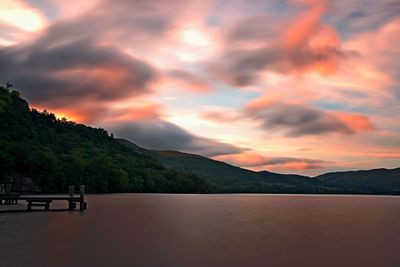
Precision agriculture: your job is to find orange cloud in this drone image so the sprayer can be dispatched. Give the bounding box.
[267,161,320,171]
[108,104,163,122]
[282,0,341,75]
[215,152,266,167]
[282,0,328,47]
[335,113,375,133]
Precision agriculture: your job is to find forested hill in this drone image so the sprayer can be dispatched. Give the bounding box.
[0,85,211,193]
[315,168,400,194]
[118,140,400,195]
[118,139,329,193]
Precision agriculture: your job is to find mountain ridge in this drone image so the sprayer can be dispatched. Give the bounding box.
[118,138,400,194]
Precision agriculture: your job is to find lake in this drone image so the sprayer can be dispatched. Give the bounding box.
[1,194,399,267]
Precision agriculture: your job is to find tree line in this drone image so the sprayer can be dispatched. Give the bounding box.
[0,85,212,193]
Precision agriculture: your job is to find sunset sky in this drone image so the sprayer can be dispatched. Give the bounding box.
[0,0,399,175]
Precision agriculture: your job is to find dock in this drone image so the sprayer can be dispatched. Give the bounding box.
[0,184,87,211]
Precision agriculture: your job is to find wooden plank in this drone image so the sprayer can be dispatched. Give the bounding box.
[19,196,82,201]
[26,200,52,210]
[29,203,50,206]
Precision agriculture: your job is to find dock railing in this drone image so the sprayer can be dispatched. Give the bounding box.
[0,183,19,204]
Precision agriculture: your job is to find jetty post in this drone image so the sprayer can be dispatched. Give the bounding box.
[5,184,11,204]
[0,184,4,204]
[68,185,76,210]
[68,185,75,197]
[79,185,86,211]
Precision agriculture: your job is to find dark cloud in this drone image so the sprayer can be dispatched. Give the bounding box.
[0,26,157,108]
[246,103,354,137]
[211,48,279,86]
[88,0,182,45]
[213,40,342,87]
[107,119,244,157]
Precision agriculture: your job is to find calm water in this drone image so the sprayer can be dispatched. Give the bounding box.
[1,194,399,267]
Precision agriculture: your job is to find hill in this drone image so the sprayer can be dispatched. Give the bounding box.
[0,85,211,193]
[153,150,325,193]
[119,139,400,194]
[118,140,339,193]
[315,168,400,194]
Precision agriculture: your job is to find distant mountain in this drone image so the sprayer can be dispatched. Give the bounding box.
[118,140,343,193]
[315,168,400,194]
[152,150,324,193]
[119,139,400,194]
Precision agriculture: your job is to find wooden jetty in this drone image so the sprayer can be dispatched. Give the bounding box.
[0,184,87,211]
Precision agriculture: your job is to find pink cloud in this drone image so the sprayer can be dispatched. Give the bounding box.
[214,151,332,171]
[201,108,242,123]
[210,0,344,86]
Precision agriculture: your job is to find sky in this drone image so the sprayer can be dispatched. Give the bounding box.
[0,0,399,176]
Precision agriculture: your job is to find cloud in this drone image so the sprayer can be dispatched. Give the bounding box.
[107,119,244,157]
[245,101,374,137]
[201,107,242,123]
[163,69,212,92]
[90,0,179,44]
[215,151,332,171]
[107,104,163,122]
[0,0,47,32]
[211,0,343,86]
[329,0,400,36]
[0,24,157,108]
[225,14,282,44]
